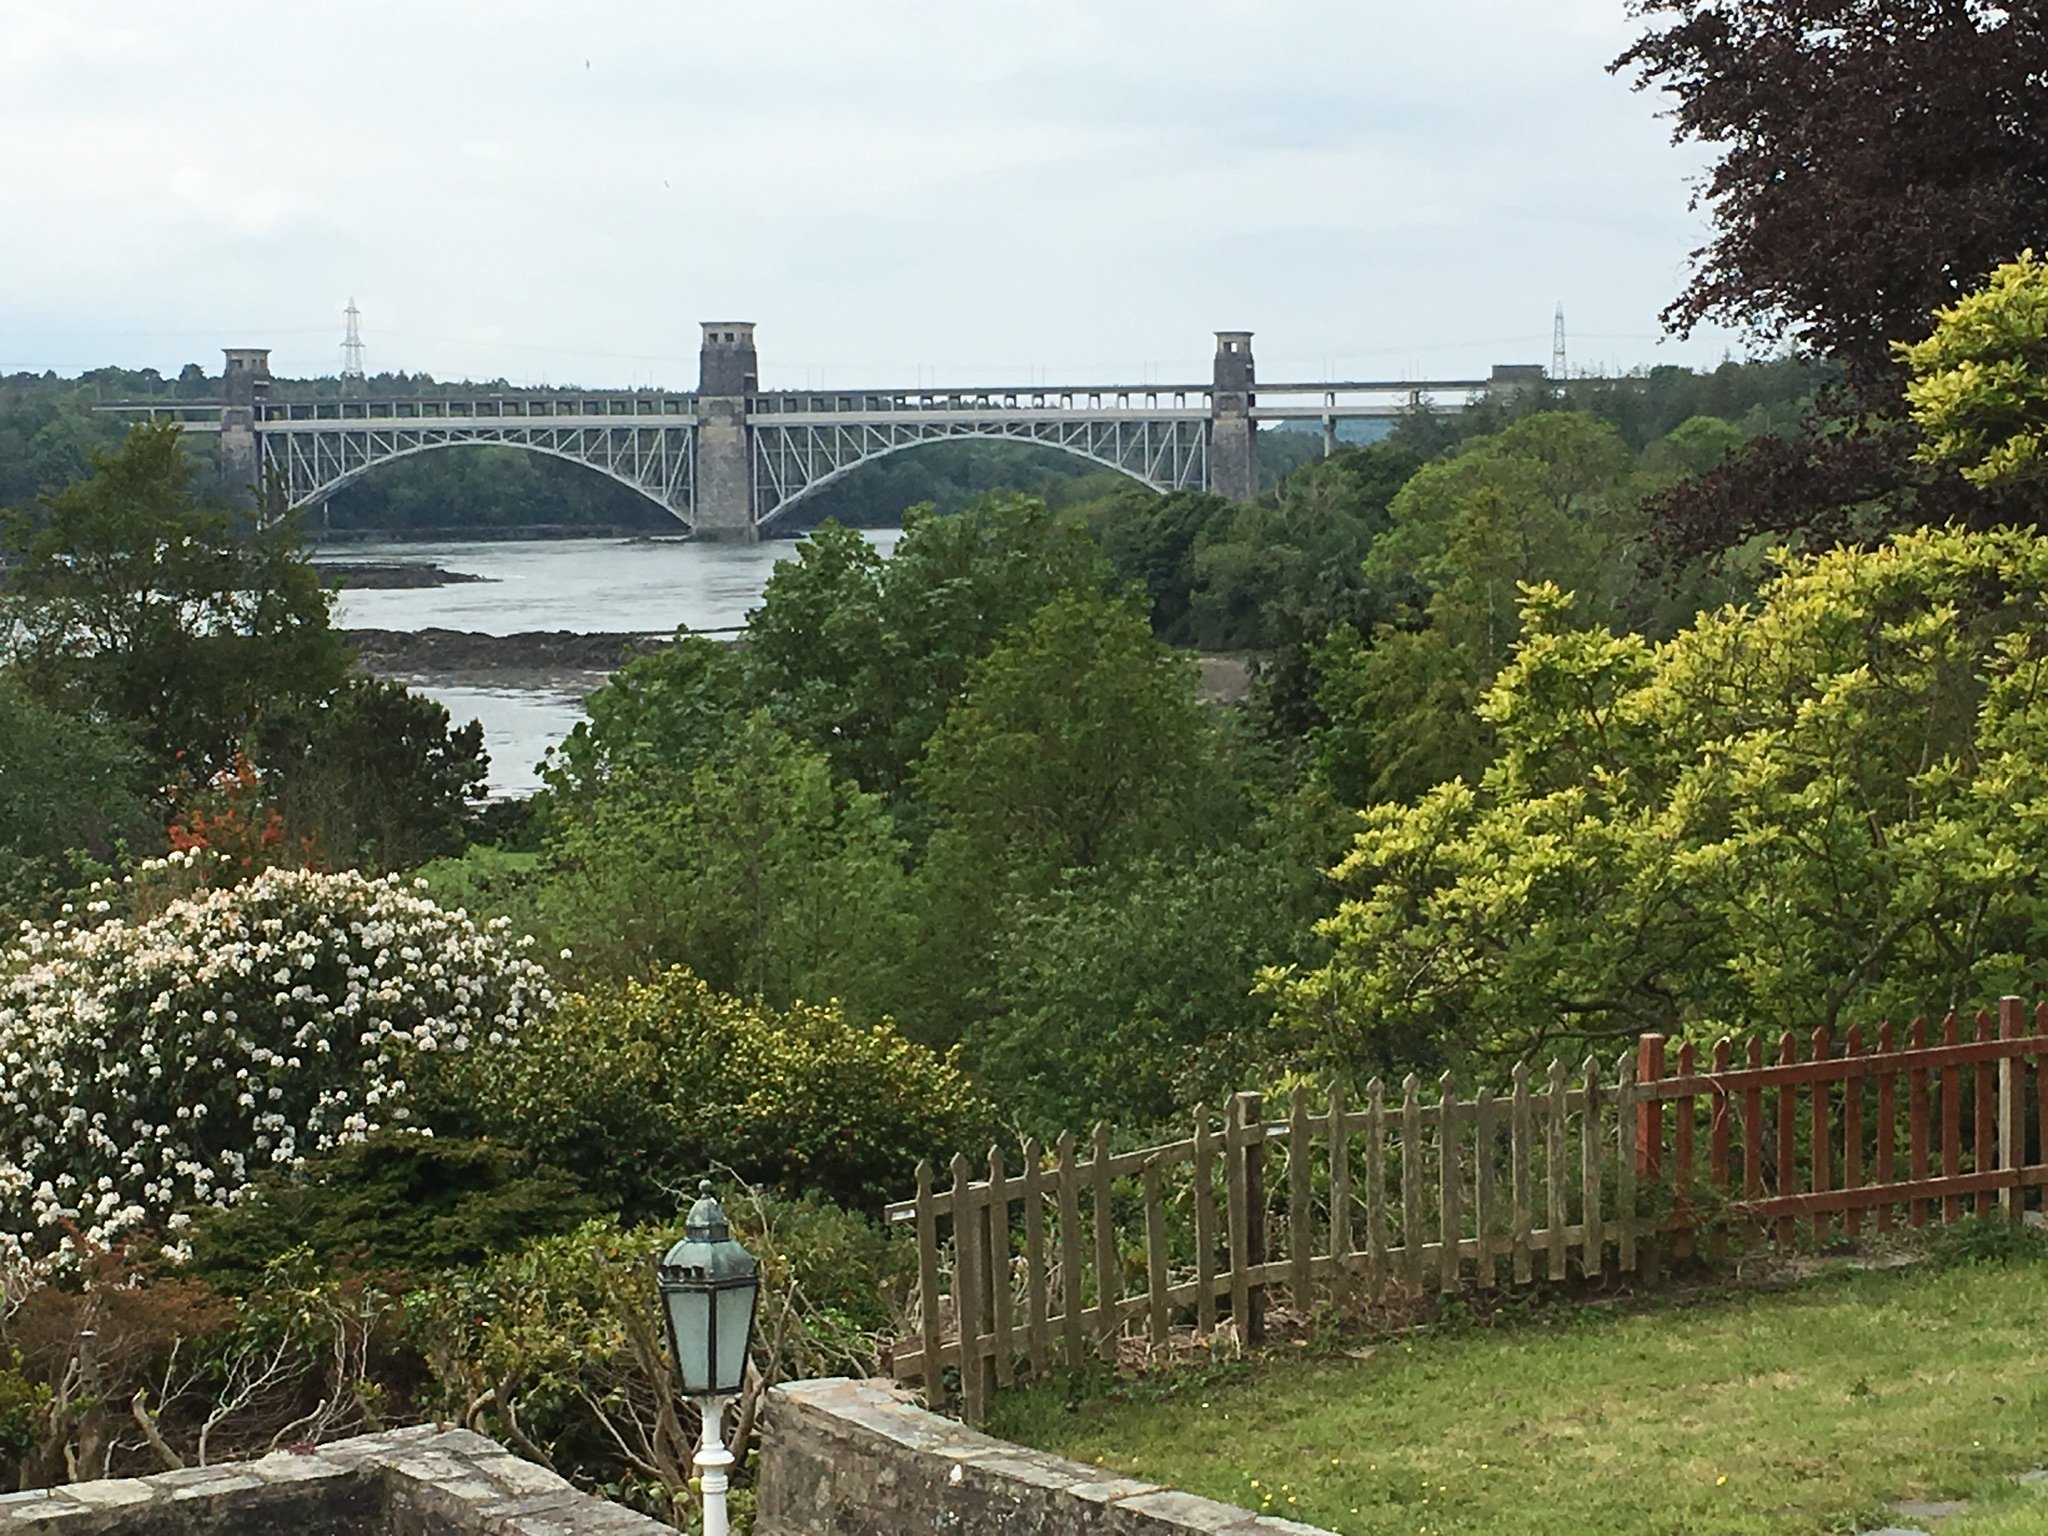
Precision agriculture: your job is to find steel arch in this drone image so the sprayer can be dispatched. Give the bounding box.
[262,423,696,525]
[750,416,1208,527]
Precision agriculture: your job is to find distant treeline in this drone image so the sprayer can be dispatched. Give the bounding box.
[0,356,1824,536]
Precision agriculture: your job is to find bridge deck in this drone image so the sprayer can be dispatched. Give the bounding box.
[116,402,1422,437]
[99,374,1521,423]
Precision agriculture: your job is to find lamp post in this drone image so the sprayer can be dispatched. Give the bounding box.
[657,1181,761,1536]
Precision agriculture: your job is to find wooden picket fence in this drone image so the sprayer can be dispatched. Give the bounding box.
[885,996,2048,1422]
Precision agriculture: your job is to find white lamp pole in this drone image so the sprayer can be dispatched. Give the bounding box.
[695,1394,734,1536]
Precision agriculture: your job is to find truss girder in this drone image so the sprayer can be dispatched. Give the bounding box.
[748,415,1209,524]
[260,421,697,524]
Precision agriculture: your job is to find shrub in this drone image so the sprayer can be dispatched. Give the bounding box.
[1927,1213,2048,1268]
[466,966,989,1216]
[182,1133,601,1292]
[0,1355,49,1490]
[0,859,555,1257]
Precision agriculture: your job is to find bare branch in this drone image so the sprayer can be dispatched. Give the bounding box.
[129,1391,186,1472]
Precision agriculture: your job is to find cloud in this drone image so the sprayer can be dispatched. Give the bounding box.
[0,3,1748,383]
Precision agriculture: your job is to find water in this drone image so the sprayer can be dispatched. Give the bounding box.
[324,531,902,796]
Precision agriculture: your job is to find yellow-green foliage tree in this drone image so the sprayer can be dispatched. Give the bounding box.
[1269,527,2048,1075]
[1901,250,2048,490]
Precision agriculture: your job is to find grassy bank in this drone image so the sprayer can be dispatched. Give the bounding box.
[987,1248,2048,1535]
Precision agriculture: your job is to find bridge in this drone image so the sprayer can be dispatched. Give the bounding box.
[123,326,1555,540]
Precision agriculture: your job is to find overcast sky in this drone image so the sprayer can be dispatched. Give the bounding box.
[0,2,1753,390]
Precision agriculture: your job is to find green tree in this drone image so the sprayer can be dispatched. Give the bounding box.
[464,965,987,1215]
[565,495,1113,814]
[910,593,1225,1043]
[260,677,489,871]
[539,712,912,1016]
[543,632,751,801]
[0,423,347,782]
[1083,488,1237,643]
[0,674,151,919]
[1311,414,1633,802]
[754,495,1111,801]
[737,522,896,790]
[917,593,1219,890]
[969,842,1325,1135]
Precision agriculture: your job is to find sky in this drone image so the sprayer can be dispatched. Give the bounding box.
[0,2,1755,391]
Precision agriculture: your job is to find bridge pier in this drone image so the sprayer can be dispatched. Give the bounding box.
[219,347,271,507]
[695,322,759,542]
[1208,331,1257,502]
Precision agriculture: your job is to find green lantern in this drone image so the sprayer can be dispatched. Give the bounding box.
[657,1181,760,1399]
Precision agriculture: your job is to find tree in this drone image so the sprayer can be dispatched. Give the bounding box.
[0,423,347,783]
[1612,3,2048,560]
[909,594,1225,1043]
[1310,414,1633,802]
[1614,1,2048,379]
[0,674,151,919]
[1270,528,2048,1075]
[733,495,1111,804]
[916,593,1219,890]
[1083,488,1233,643]
[539,712,913,1017]
[968,843,1325,1135]
[543,633,751,802]
[260,677,489,871]
[464,965,986,1215]
[735,522,895,790]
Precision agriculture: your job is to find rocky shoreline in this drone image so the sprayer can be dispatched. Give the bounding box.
[342,626,1252,703]
[316,561,490,590]
[344,627,679,676]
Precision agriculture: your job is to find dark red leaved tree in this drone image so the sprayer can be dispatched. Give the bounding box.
[1613,1,2048,558]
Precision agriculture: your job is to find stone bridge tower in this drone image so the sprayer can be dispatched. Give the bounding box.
[695,322,759,540]
[219,347,272,506]
[1208,331,1256,502]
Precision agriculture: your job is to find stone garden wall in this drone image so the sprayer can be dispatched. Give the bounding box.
[755,1377,1336,1536]
[0,1425,667,1535]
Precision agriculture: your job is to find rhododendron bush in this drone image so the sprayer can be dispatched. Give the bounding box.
[0,858,555,1257]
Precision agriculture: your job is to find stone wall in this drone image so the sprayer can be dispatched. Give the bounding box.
[0,1425,668,1535]
[755,1377,1336,1536]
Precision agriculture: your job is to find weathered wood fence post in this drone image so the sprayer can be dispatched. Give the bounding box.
[951,1152,985,1423]
[913,1160,941,1405]
[1238,1091,1265,1343]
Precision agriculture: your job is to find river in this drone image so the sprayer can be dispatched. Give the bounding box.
[323,531,902,797]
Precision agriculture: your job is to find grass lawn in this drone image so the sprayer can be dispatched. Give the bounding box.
[986,1251,2048,1535]
[1944,1489,2048,1534]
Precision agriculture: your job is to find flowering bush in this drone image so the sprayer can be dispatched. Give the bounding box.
[164,752,305,877]
[0,859,555,1258]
